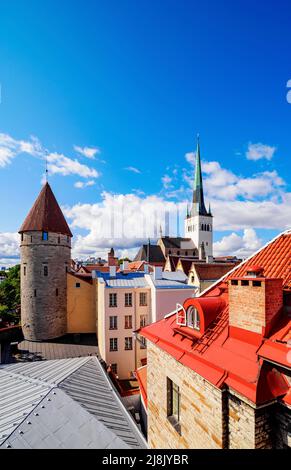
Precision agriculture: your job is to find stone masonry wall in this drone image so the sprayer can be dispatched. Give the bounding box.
[274,403,291,448]
[147,342,226,449]
[228,392,275,449]
[20,231,71,340]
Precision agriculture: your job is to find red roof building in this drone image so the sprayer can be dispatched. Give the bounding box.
[140,230,291,449]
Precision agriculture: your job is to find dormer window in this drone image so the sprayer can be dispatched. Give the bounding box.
[42,232,48,241]
[187,306,200,330]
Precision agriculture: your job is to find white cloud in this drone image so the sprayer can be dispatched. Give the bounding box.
[124,166,141,174]
[0,232,20,266]
[74,146,100,159]
[47,152,99,179]
[161,174,173,189]
[246,142,276,161]
[0,132,100,182]
[185,152,196,165]
[74,180,96,189]
[0,133,43,167]
[214,228,262,258]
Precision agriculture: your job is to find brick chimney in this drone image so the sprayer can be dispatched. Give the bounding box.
[108,247,118,267]
[228,266,283,336]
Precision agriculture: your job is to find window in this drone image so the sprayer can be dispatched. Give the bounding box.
[169,250,172,254]
[111,364,118,375]
[56,288,59,297]
[253,280,262,287]
[140,336,146,349]
[241,280,249,286]
[34,289,37,297]
[110,338,118,352]
[125,337,133,350]
[109,316,118,330]
[125,315,132,329]
[177,250,180,256]
[140,292,147,306]
[75,282,81,288]
[31,236,33,242]
[187,306,200,330]
[42,232,48,241]
[23,266,26,276]
[43,265,48,276]
[231,280,238,286]
[140,315,147,327]
[185,251,188,256]
[125,293,132,307]
[109,293,117,307]
[167,378,181,433]
[58,236,60,244]
[67,236,70,243]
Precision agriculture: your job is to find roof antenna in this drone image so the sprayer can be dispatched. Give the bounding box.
[45,151,49,184]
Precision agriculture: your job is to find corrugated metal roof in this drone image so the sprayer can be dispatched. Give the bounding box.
[106,278,148,288]
[2,389,129,449]
[0,357,146,449]
[1,357,90,385]
[59,358,145,449]
[152,279,194,289]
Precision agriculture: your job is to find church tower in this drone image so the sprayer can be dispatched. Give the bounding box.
[19,182,72,341]
[185,136,213,257]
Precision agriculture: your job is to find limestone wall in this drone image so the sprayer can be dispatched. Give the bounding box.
[147,342,226,449]
[20,231,71,340]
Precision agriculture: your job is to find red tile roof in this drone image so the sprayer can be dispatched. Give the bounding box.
[19,183,72,237]
[135,366,147,408]
[193,262,239,281]
[140,230,291,405]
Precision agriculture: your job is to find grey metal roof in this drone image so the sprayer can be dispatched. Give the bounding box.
[16,339,99,361]
[59,357,145,449]
[152,279,194,289]
[0,357,146,449]
[105,277,148,288]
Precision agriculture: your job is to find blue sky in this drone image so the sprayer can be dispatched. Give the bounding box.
[0,0,291,263]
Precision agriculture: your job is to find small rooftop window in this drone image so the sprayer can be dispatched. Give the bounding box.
[187,306,200,331]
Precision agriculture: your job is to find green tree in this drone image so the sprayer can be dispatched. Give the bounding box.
[0,265,20,323]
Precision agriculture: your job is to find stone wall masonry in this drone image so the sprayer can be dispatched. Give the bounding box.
[20,231,71,341]
[147,342,226,449]
[274,403,291,449]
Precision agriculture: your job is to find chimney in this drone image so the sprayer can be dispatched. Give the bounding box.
[109,266,116,278]
[108,247,118,267]
[121,260,129,271]
[153,266,163,280]
[206,255,214,264]
[229,266,283,336]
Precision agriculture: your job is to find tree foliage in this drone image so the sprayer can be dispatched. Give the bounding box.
[0,265,20,323]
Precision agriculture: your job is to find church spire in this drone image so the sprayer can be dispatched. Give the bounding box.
[192,135,208,216]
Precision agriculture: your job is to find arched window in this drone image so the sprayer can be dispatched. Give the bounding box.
[207,224,210,231]
[186,306,200,330]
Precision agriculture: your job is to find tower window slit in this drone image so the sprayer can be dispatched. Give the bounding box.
[43,265,48,276]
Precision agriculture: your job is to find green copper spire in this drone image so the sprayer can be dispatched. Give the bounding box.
[192,135,208,216]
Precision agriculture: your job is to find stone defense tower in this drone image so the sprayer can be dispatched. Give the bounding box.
[19,182,72,341]
[184,136,213,258]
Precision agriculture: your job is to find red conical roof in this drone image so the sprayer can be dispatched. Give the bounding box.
[19,182,73,237]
